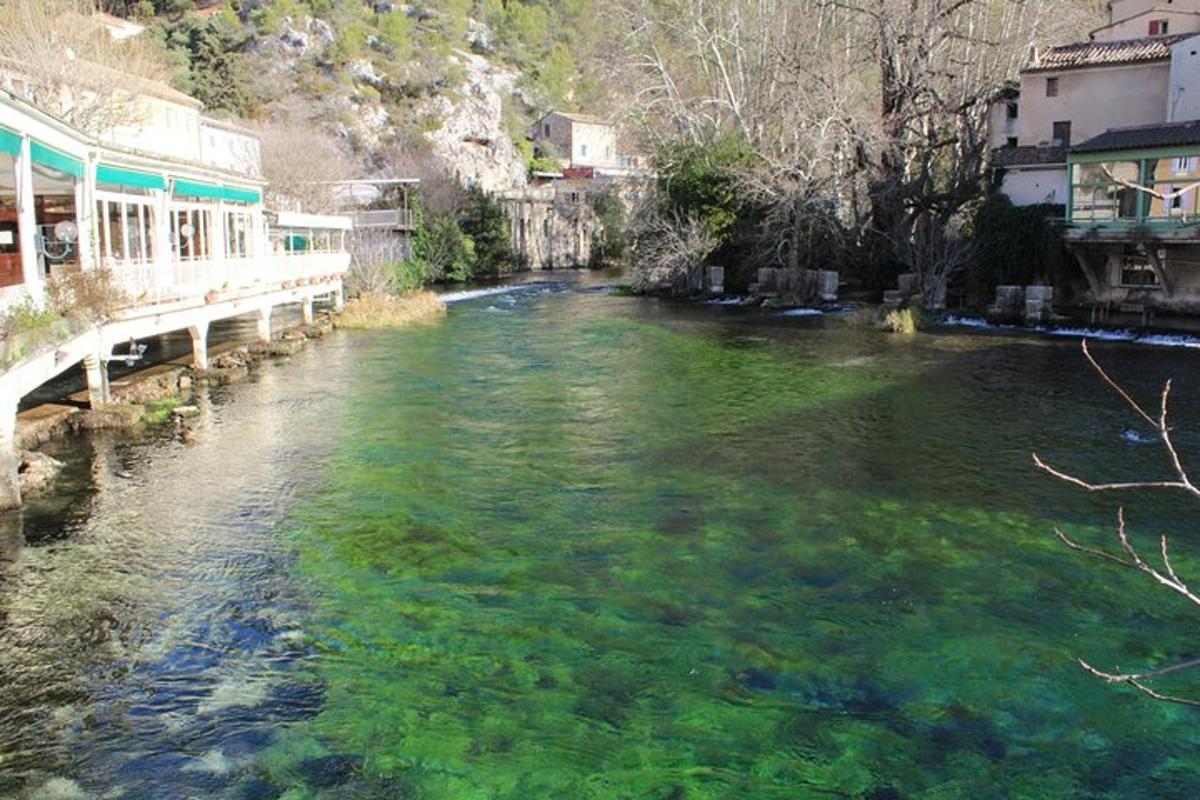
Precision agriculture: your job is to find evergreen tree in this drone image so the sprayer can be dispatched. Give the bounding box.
[459,188,513,277]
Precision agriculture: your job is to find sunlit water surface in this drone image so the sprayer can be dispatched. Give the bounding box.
[4,277,1200,798]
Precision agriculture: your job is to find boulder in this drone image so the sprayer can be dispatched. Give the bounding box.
[18,450,63,494]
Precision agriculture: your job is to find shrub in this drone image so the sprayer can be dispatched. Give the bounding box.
[387,259,428,294]
[882,307,929,335]
[335,290,446,329]
[413,214,476,283]
[46,265,127,324]
[0,294,59,340]
[589,191,627,266]
[965,195,1069,306]
[459,187,513,277]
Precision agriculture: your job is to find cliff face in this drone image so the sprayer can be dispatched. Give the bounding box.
[248,14,528,193]
[418,51,528,193]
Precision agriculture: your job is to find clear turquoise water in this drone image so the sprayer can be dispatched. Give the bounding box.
[3,280,1200,798]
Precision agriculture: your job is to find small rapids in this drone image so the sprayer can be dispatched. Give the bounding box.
[942,315,1200,349]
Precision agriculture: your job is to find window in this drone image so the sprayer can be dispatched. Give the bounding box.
[1150,19,1169,35]
[224,210,253,259]
[1120,257,1160,288]
[96,186,155,265]
[1046,77,1059,97]
[1052,120,1071,146]
[1006,102,1019,119]
[543,123,550,137]
[170,205,212,260]
[580,144,588,158]
[1005,137,1018,148]
[1175,156,1194,174]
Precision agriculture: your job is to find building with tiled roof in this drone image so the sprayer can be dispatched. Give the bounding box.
[1025,33,1193,72]
[987,0,1200,208]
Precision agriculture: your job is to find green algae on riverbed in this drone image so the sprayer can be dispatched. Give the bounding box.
[266,293,1200,798]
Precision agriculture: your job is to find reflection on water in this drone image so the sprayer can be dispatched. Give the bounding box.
[3,277,1200,798]
[0,336,354,798]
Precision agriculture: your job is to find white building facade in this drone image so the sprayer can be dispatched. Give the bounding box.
[990,1,1200,206]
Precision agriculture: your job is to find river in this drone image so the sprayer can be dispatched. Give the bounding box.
[3,275,1200,798]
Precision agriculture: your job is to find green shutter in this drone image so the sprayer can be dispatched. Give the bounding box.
[173,179,225,201]
[30,141,84,178]
[97,165,167,191]
[0,128,20,157]
[222,186,262,204]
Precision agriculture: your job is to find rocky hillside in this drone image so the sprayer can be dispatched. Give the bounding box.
[134,1,614,193]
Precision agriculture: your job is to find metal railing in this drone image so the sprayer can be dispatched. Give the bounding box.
[106,251,351,307]
[350,209,415,230]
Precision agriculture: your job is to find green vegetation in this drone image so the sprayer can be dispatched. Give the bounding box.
[588,191,627,266]
[0,295,66,370]
[140,395,183,424]
[965,195,1070,305]
[458,187,514,278]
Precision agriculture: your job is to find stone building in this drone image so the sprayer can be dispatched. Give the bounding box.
[495,181,602,269]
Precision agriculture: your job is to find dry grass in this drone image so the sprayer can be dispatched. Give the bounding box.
[335,291,447,329]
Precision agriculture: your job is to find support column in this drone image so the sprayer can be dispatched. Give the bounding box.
[16,137,41,301]
[301,296,314,325]
[189,322,209,371]
[82,354,109,408]
[256,306,272,343]
[1069,244,1105,299]
[0,389,21,511]
[332,284,345,312]
[1145,246,1173,298]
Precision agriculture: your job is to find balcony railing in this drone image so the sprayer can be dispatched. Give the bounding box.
[350,209,415,230]
[106,251,351,308]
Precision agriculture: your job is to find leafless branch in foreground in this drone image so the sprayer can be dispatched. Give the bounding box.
[1035,340,1200,706]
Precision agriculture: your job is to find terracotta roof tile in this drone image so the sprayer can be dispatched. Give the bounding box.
[1026,33,1198,72]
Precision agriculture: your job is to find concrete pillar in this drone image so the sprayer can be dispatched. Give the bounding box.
[16,137,41,301]
[332,285,345,312]
[188,322,209,371]
[301,296,314,325]
[256,306,272,343]
[0,390,20,511]
[82,354,109,408]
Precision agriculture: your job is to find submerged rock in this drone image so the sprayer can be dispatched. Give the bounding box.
[296,754,363,788]
[18,450,63,494]
[72,404,144,430]
[24,777,88,799]
[195,366,251,386]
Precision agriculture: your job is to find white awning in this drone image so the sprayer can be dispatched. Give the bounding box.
[273,211,353,231]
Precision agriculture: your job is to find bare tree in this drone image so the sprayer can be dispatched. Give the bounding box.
[257,122,357,213]
[0,0,172,135]
[629,204,717,294]
[379,139,466,218]
[891,211,974,309]
[615,0,1068,297]
[346,228,407,297]
[1034,341,1200,707]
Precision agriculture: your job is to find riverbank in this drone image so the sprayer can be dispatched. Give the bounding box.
[12,312,341,502]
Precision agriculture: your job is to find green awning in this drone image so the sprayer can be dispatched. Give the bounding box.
[97,165,167,191]
[0,128,20,158]
[30,141,84,178]
[222,186,261,204]
[172,178,224,201]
